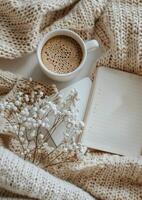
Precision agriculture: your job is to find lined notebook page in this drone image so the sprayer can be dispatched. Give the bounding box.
[82,67,142,156]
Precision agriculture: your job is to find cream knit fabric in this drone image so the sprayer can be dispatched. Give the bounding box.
[0,70,18,96]
[0,0,106,58]
[0,146,94,200]
[0,0,142,76]
[96,0,142,75]
[0,70,142,200]
[0,0,142,199]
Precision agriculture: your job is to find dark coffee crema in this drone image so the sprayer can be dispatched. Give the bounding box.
[41,35,83,74]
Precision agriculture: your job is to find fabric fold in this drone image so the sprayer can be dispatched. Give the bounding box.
[0,147,94,200]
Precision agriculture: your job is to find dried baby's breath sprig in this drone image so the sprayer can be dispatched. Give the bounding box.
[0,86,86,167]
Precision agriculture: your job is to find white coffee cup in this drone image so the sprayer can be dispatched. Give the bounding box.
[37,29,99,82]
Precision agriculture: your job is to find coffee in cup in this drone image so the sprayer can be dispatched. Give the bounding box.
[37,29,99,82]
[41,35,83,74]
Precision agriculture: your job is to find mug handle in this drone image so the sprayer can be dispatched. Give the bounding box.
[85,40,99,52]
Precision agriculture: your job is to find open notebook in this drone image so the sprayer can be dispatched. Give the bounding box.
[81,67,142,157]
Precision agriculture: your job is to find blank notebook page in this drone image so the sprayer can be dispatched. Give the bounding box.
[82,67,142,156]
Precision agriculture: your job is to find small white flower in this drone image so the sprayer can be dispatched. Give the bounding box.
[40,118,49,128]
[6,104,11,110]
[38,134,44,140]
[38,119,42,125]
[22,108,29,117]
[13,125,18,130]
[19,131,24,136]
[71,89,78,96]
[33,122,38,128]
[41,122,46,127]
[15,101,21,106]
[18,92,23,96]
[79,121,85,129]
[63,146,68,152]
[20,127,26,132]
[8,126,14,132]
[30,131,36,138]
[66,122,73,129]
[21,152,24,156]
[33,107,38,112]
[38,109,46,118]
[21,110,25,116]
[45,123,50,129]
[4,101,8,105]
[20,137,25,142]
[24,122,30,127]
[39,91,44,97]
[33,113,38,118]
[21,116,27,122]
[48,102,55,108]
[24,150,27,154]
[9,102,14,108]
[27,117,32,122]
[64,110,71,116]
[13,106,18,111]
[25,95,29,102]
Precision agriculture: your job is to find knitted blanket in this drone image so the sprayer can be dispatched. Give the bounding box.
[0,70,142,200]
[0,0,142,76]
[0,146,94,200]
[0,0,142,199]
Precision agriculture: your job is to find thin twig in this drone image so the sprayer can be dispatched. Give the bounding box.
[46,156,75,167]
[49,151,65,164]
